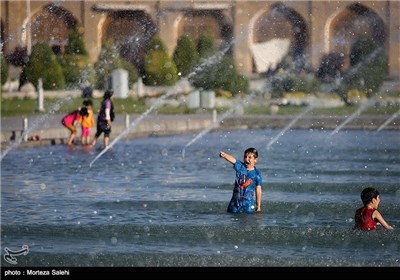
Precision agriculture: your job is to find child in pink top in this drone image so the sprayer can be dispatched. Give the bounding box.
[61,107,88,145]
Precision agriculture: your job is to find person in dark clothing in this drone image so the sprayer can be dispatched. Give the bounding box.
[91,90,115,149]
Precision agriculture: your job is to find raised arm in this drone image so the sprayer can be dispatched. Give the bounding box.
[219,151,236,164]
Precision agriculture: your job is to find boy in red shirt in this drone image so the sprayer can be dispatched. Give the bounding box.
[354,187,393,231]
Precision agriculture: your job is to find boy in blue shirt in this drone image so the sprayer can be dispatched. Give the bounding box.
[220,147,262,213]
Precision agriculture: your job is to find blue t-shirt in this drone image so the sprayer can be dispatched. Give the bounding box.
[227,160,262,214]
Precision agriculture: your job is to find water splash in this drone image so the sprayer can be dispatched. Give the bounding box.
[376,108,400,132]
[181,102,243,159]
[320,48,383,93]
[88,79,188,167]
[329,99,373,136]
[1,96,73,161]
[89,42,234,167]
[266,106,313,150]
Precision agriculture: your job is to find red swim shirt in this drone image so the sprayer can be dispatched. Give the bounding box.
[354,206,377,230]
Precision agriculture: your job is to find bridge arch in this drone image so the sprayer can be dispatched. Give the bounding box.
[325,2,386,70]
[249,2,309,73]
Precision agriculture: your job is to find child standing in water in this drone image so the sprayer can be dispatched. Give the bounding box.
[354,187,393,230]
[219,147,262,213]
[92,90,115,149]
[81,99,95,145]
[61,107,88,145]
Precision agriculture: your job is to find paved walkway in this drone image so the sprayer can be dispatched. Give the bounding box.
[1,113,216,147]
[1,112,399,149]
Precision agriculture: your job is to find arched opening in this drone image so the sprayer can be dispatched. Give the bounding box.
[177,10,233,52]
[329,3,386,70]
[29,4,78,55]
[102,10,157,74]
[251,2,308,74]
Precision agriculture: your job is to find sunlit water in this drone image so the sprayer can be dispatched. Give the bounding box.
[1,128,399,267]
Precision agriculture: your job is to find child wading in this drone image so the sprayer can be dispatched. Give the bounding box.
[61,107,88,145]
[219,147,263,213]
[92,90,115,149]
[81,99,95,145]
[354,187,393,231]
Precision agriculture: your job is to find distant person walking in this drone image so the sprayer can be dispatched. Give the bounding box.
[81,99,95,145]
[354,187,393,231]
[61,107,88,146]
[92,90,115,149]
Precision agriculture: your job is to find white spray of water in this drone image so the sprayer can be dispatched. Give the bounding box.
[181,101,243,159]
[89,42,234,167]
[376,109,400,132]
[329,99,374,136]
[1,96,74,161]
[266,106,313,150]
[319,47,383,93]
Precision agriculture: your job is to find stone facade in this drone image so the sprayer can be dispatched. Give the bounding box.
[1,0,399,79]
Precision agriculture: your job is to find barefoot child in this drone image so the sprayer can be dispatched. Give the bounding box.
[81,99,95,145]
[61,107,88,145]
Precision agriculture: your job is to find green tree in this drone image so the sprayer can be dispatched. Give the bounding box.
[1,52,9,87]
[197,32,217,59]
[341,36,388,99]
[59,26,94,89]
[173,34,199,78]
[120,59,139,88]
[94,39,139,90]
[64,26,88,56]
[25,41,65,90]
[190,53,249,95]
[189,33,249,96]
[143,36,178,86]
[94,39,122,89]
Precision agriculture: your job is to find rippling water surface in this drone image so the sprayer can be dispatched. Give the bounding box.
[1,128,399,267]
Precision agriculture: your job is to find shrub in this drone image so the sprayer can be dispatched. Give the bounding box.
[59,26,93,89]
[316,53,344,83]
[190,53,248,96]
[94,39,139,90]
[64,26,88,56]
[143,36,178,86]
[120,59,139,88]
[190,33,249,96]
[24,41,65,90]
[1,52,9,87]
[173,34,199,78]
[94,39,120,89]
[342,36,388,98]
[197,32,217,59]
[271,72,320,98]
[59,54,95,89]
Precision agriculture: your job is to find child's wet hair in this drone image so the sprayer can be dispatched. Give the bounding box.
[361,187,379,205]
[79,107,89,117]
[244,147,258,158]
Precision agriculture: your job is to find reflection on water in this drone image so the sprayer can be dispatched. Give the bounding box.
[1,128,399,267]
